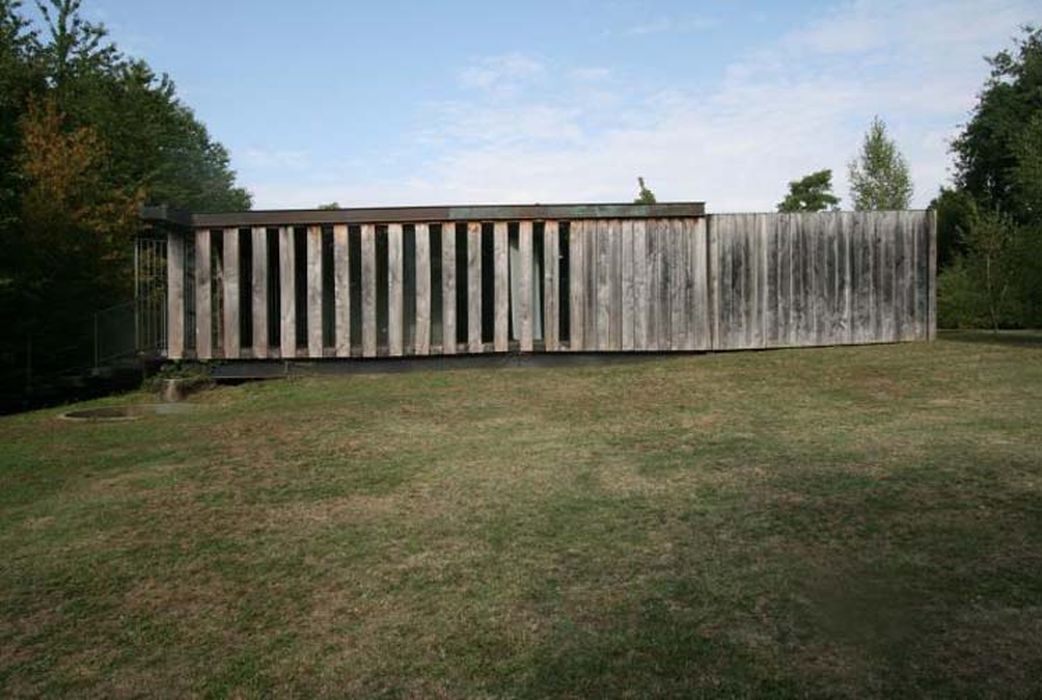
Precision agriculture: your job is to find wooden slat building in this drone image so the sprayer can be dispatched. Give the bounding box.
[149,202,936,361]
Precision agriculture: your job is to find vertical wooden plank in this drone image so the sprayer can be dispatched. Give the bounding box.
[621,220,635,351]
[194,229,212,360]
[361,223,377,357]
[758,214,770,348]
[568,220,584,351]
[667,220,683,350]
[716,217,732,350]
[594,219,609,350]
[493,221,509,351]
[167,231,185,359]
[691,217,709,350]
[916,210,929,340]
[928,210,937,341]
[251,227,269,358]
[707,216,719,351]
[333,224,350,357]
[633,220,648,351]
[813,213,828,346]
[842,213,853,344]
[466,222,482,353]
[441,223,457,354]
[646,220,660,350]
[221,228,240,359]
[607,220,622,350]
[278,227,295,358]
[387,223,404,356]
[519,220,533,351]
[544,221,560,351]
[414,224,430,355]
[584,219,598,350]
[306,225,322,357]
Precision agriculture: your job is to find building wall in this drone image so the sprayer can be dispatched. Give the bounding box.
[165,210,935,360]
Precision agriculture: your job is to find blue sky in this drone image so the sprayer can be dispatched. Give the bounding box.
[39,0,1042,210]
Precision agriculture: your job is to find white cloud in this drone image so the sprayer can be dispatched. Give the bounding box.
[458,52,544,93]
[625,16,718,36]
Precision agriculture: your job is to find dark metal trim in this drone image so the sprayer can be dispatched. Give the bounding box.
[167,201,704,228]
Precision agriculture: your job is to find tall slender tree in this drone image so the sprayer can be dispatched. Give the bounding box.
[848,116,912,210]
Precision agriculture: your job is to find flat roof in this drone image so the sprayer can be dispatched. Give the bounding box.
[141,201,706,228]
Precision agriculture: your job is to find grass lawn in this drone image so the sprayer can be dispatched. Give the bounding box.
[2,330,1041,697]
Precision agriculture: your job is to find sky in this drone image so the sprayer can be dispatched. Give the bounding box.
[37,0,1042,211]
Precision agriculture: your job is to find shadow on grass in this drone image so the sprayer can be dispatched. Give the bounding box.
[939,329,1042,348]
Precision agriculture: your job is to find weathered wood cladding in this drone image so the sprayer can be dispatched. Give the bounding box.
[166,210,934,360]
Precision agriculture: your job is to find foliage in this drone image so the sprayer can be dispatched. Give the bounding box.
[952,26,1042,222]
[317,202,341,210]
[848,116,912,210]
[634,176,656,204]
[0,0,251,400]
[938,27,1042,328]
[929,187,978,269]
[776,169,839,212]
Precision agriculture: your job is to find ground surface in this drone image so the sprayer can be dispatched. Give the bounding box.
[1,331,1041,698]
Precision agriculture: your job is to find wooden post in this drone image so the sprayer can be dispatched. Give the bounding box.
[306,226,322,357]
[166,230,185,359]
[494,221,508,352]
[194,229,212,360]
[251,227,268,358]
[467,222,482,353]
[441,224,456,354]
[544,221,559,351]
[279,227,296,358]
[222,228,240,359]
[569,220,584,351]
[333,224,350,357]
[388,223,404,356]
[519,220,533,351]
[414,224,431,355]
[928,209,937,341]
[361,224,377,358]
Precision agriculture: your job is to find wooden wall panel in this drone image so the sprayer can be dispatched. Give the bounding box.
[494,222,508,352]
[569,220,585,351]
[195,229,212,359]
[414,224,430,355]
[467,222,482,353]
[387,223,404,356]
[544,221,560,351]
[222,228,240,359]
[519,221,533,352]
[441,223,456,354]
[251,227,269,358]
[171,211,936,363]
[278,227,295,358]
[333,224,350,357]
[306,225,322,357]
[361,224,377,358]
[167,231,185,359]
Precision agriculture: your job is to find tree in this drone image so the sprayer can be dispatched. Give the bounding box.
[776,170,839,212]
[848,116,912,210]
[317,202,341,210]
[634,177,656,204]
[952,26,1042,222]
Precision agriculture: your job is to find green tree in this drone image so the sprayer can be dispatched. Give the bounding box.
[952,26,1042,222]
[776,169,839,212]
[848,116,912,210]
[634,177,656,204]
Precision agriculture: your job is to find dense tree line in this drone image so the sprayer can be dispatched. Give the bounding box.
[0,0,250,401]
[936,27,1042,329]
